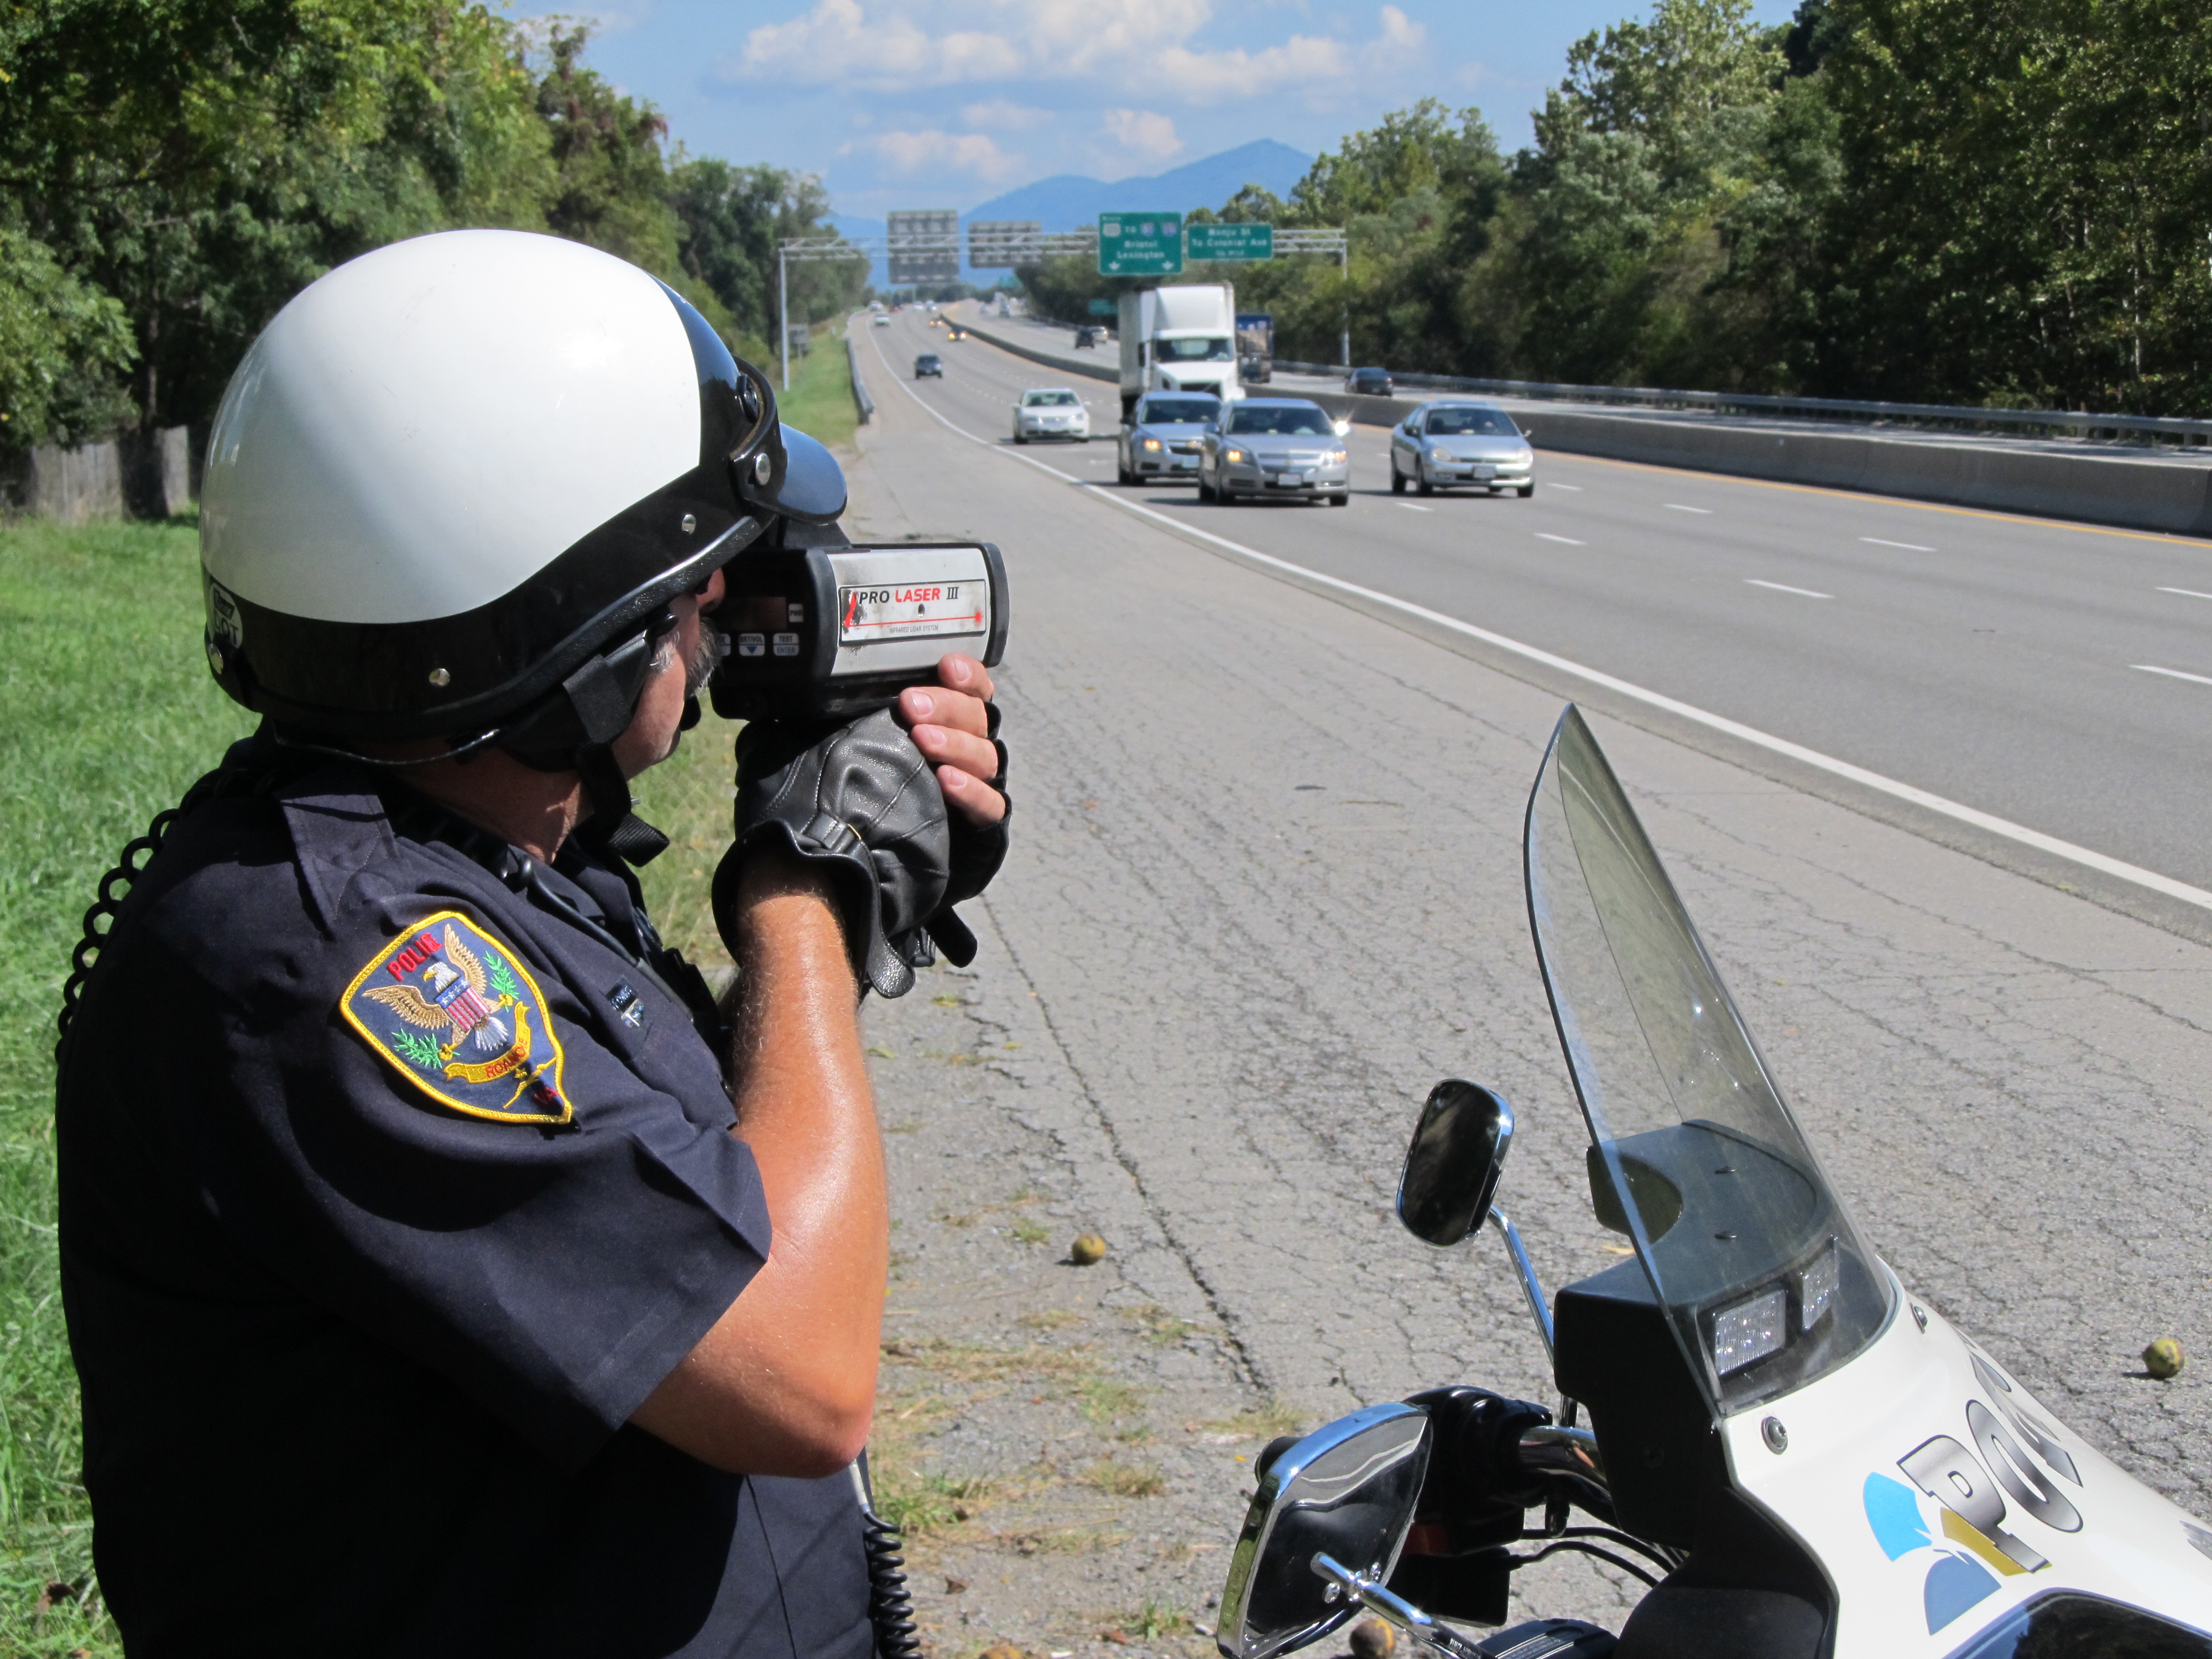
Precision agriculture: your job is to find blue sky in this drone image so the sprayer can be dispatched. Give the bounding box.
[525,1,1805,220]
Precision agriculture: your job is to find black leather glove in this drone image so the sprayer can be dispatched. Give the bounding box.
[712,707,1007,998]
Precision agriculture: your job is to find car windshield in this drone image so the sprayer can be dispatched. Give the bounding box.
[1524,707,1893,1415]
[1142,398,1219,425]
[1426,408,1518,437]
[1229,405,1332,437]
[1157,336,1233,362]
[1024,390,1080,406]
[916,355,940,366]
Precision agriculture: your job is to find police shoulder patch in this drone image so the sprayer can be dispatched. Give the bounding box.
[340,910,571,1125]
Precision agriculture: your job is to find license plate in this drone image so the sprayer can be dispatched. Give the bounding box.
[1472,463,1496,479]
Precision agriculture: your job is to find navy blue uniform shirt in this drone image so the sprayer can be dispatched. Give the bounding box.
[55,748,872,1658]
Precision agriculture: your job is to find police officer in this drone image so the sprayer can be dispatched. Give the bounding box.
[54,230,1008,1656]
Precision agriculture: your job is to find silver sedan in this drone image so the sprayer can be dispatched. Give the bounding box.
[1389,400,1535,497]
[1198,399,1350,507]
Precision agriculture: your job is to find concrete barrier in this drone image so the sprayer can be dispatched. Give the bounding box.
[961,317,1116,385]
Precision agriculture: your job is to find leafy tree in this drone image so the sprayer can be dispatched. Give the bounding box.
[1812,0,2212,412]
[0,228,137,448]
[667,154,863,349]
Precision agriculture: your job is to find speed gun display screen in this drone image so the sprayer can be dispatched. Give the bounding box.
[838,580,988,646]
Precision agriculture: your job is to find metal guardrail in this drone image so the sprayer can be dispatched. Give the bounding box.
[846,334,874,425]
[1272,361,2212,446]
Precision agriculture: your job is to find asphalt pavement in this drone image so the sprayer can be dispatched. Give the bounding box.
[842,309,2212,1616]
[872,305,2212,945]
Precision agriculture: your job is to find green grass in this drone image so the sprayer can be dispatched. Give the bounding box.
[771,317,861,452]
[0,514,254,1656]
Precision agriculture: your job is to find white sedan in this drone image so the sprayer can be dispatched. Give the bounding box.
[1011,388,1091,444]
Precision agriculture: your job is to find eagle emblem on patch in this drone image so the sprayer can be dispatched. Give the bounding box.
[340,911,571,1125]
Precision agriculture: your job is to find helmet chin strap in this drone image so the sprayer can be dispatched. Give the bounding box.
[503,613,679,867]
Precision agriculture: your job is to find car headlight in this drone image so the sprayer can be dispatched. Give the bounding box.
[1141,437,1161,452]
[1224,447,1245,463]
[1427,445,1449,460]
[1326,448,1347,465]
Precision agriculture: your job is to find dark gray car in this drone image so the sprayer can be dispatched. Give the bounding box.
[1116,392,1222,486]
[1199,398,1350,506]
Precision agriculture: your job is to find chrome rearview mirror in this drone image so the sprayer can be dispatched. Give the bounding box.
[1397,1080,1513,1246]
[1216,1404,1431,1659]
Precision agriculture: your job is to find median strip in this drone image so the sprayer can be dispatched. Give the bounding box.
[863,319,2212,916]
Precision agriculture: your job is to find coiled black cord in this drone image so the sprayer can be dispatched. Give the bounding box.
[54,759,238,1061]
[850,1463,921,1659]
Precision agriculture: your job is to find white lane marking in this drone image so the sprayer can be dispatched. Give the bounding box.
[1536,533,1585,546]
[1665,503,1712,514]
[2157,586,2212,601]
[1397,503,1433,513]
[1861,536,1936,552]
[864,321,2212,915]
[1546,483,1583,491]
[2134,664,2212,688]
[1745,579,1833,599]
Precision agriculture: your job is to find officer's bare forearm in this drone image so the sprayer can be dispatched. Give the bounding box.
[630,855,885,1475]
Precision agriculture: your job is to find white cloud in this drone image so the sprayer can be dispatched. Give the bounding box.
[959,99,1053,132]
[839,128,1024,181]
[1101,108,1182,161]
[727,0,1424,99]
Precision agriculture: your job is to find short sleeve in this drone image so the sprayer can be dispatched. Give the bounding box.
[139,880,770,1472]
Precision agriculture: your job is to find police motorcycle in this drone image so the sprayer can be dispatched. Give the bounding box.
[1214,708,2212,1659]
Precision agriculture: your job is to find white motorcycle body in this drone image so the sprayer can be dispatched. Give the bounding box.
[1727,1280,2212,1650]
[1215,707,2212,1659]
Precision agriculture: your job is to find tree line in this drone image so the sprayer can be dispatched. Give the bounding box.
[1027,0,2212,416]
[0,1,863,466]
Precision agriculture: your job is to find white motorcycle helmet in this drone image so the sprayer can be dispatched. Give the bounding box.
[199,228,847,858]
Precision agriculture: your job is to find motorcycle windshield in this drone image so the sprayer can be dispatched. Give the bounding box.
[1525,707,1893,1415]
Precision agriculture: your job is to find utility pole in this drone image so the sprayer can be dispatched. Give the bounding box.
[1341,242,1351,369]
[778,244,790,392]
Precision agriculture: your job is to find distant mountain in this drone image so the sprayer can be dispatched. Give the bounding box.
[964,140,1312,229]
[826,140,1314,289]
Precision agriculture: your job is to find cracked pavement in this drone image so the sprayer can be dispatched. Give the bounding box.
[839,330,2212,1653]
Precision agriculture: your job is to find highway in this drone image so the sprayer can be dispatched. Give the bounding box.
[839,306,2212,1631]
[870,304,2212,940]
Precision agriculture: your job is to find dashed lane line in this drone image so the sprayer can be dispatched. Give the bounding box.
[2157,587,2212,601]
[1665,503,1713,514]
[1535,533,1585,546]
[1745,579,1834,599]
[860,321,2212,916]
[1861,536,1937,552]
[2134,665,2212,688]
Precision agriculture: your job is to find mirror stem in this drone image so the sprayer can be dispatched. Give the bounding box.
[1310,1554,1487,1659]
[1488,1206,1554,1364]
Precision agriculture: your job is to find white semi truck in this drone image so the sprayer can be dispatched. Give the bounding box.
[1118,283,1240,422]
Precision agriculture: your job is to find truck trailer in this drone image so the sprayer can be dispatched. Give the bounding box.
[1118,284,1240,422]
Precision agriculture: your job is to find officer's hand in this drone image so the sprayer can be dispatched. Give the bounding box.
[896,654,1004,827]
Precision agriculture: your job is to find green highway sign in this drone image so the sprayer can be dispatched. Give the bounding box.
[1088,297,1116,315]
[1188,222,1274,262]
[1098,211,1183,276]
